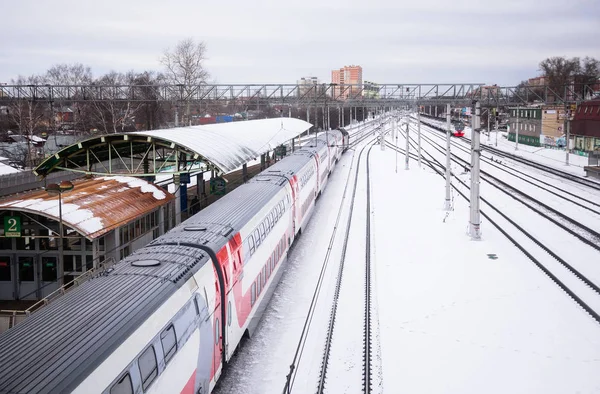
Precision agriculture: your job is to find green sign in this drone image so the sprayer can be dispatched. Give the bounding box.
[4,216,21,237]
[276,145,287,158]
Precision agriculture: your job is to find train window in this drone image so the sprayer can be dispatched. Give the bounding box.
[251,283,256,306]
[263,266,267,285]
[110,373,133,394]
[266,215,273,230]
[138,346,158,391]
[254,230,261,247]
[249,236,255,255]
[194,297,200,315]
[257,273,262,294]
[271,211,277,226]
[160,325,177,364]
[228,301,232,326]
[259,223,266,241]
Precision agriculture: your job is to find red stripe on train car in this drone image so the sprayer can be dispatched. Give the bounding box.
[181,370,196,394]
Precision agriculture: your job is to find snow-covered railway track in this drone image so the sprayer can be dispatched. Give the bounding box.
[418,122,600,214]
[417,129,600,252]
[462,137,600,192]
[316,141,375,394]
[394,127,600,325]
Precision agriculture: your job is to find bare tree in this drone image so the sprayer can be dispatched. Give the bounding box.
[90,71,142,134]
[576,56,600,99]
[133,71,168,130]
[45,63,93,85]
[539,56,580,100]
[5,75,49,168]
[160,38,209,125]
[45,63,94,133]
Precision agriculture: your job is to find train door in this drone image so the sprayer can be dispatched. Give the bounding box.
[17,255,36,300]
[213,302,223,382]
[40,256,59,298]
[0,255,13,300]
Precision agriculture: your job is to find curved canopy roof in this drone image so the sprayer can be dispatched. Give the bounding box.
[34,118,312,177]
[0,176,173,239]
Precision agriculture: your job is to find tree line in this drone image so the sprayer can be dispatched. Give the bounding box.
[516,56,600,101]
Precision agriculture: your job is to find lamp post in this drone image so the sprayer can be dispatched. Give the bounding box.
[46,181,74,284]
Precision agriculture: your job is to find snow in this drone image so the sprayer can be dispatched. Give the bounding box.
[131,118,312,174]
[2,198,104,235]
[104,175,167,200]
[0,161,20,175]
[213,118,600,394]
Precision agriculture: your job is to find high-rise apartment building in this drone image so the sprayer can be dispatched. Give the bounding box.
[331,65,363,100]
[297,76,323,97]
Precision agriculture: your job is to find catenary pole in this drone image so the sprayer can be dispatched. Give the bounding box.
[405,122,410,170]
[469,101,482,240]
[566,109,571,166]
[417,111,422,168]
[515,106,519,151]
[444,104,452,210]
[495,110,498,147]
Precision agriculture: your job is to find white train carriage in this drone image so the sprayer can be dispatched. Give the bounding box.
[0,137,346,394]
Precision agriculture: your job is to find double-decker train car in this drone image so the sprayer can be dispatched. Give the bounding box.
[0,129,350,394]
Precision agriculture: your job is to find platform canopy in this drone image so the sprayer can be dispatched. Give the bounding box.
[34,118,312,178]
[0,176,173,239]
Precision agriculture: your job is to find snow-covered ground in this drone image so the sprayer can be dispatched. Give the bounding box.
[213,120,600,394]
[463,127,592,177]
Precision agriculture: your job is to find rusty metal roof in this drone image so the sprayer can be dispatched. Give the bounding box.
[0,176,173,239]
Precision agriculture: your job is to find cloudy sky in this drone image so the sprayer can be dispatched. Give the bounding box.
[2,0,598,86]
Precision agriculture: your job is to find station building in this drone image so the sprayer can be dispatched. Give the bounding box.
[0,176,175,300]
[0,117,312,331]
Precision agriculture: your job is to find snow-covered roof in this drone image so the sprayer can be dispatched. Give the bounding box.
[34,118,313,177]
[131,118,312,173]
[0,161,20,175]
[0,176,173,239]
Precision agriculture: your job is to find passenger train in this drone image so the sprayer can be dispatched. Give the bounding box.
[419,113,466,137]
[0,129,350,394]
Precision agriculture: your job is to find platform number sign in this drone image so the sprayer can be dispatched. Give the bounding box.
[4,216,21,237]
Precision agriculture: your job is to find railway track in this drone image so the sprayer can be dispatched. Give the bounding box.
[393,125,600,324]
[416,122,600,214]
[282,125,383,394]
[413,125,600,250]
[316,139,376,393]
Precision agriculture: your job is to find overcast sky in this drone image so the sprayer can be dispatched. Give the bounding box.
[1,0,598,86]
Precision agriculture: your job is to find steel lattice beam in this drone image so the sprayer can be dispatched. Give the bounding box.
[0,83,597,107]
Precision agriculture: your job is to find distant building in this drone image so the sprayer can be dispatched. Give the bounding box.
[571,99,600,152]
[527,76,546,87]
[297,77,325,98]
[540,105,569,142]
[507,106,542,147]
[363,81,380,99]
[331,65,363,100]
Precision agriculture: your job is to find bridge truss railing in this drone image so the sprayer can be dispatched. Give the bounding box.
[1,83,596,107]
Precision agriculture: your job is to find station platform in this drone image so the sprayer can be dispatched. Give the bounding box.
[583,165,600,180]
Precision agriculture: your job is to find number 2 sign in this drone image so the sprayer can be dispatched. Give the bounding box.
[3,216,21,237]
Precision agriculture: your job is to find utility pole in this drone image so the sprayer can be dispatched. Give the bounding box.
[395,120,399,173]
[444,104,452,211]
[174,106,179,127]
[565,108,571,166]
[515,106,520,151]
[417,111,422,168]
[487,109,491,144]
[405,122,410,170]
[469,101,482,240]
[495,110,499,147]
